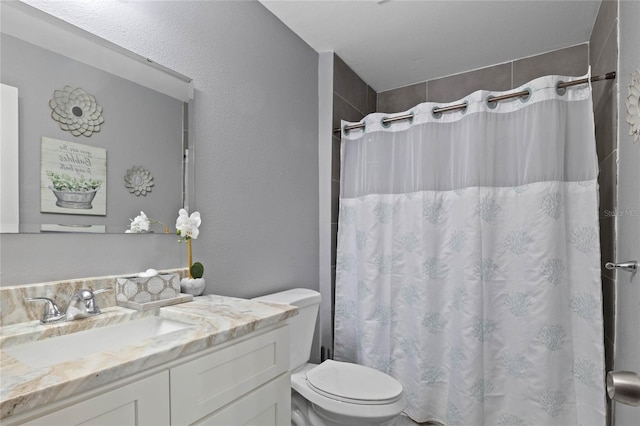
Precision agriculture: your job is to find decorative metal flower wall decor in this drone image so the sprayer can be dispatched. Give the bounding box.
[49,86,104,137]
[124,165,154,196]
[626,70,640,143]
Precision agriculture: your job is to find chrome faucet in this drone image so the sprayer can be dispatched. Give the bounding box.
[25,287,113,323]
[66,287,113,320]
[24,297,66,323]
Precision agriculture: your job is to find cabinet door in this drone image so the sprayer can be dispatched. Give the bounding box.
[193,374,290,426]
[21,371,169,426]
[171,326,288,425]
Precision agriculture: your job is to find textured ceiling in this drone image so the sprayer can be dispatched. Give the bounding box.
[260,0,601,92]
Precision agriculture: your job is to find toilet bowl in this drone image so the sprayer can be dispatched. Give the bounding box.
[252,289,406,426]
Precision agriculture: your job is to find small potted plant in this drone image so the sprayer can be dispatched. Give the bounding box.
[176,208,206,296]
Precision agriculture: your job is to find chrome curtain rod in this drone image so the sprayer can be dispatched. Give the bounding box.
[334,71,616,134]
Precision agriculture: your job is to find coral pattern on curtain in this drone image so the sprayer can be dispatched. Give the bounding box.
[334,74,605,425]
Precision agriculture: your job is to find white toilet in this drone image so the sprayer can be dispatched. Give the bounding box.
[253,288,406,426]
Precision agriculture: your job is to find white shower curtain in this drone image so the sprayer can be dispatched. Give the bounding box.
[334,73,606,425]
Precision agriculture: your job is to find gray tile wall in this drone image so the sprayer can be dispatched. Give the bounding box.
[589,3,618,425]
[378,44,589,113]
[377,82,426,113]
[331,54,376,350]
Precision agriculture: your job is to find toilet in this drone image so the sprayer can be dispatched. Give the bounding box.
[252,288,406,426]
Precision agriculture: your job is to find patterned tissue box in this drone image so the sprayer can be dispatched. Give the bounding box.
[116,273,181,304]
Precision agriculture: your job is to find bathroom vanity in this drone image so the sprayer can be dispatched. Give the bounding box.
[0,289,296,426]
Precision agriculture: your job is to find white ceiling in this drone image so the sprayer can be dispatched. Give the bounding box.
[260,0,602,92]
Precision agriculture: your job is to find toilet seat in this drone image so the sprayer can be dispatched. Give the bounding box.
[305,360,403,405]
[291,361,407,425]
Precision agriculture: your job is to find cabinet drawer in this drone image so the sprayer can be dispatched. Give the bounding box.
[171,325,289,425]
[193,373,290,426]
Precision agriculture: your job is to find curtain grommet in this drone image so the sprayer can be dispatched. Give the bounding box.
[343,125,350,136]
[432,107,443,119]
[520,88,532,103]
[556,81,567,96]
[460,101,469,114]
[486,95,498,109]
[382,113,413,127]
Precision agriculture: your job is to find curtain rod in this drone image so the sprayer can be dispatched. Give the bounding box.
[334,71,616,134]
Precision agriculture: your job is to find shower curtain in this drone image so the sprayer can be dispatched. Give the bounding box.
[334,73,606,425]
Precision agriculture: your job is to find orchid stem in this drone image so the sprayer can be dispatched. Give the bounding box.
[187,238,193,279]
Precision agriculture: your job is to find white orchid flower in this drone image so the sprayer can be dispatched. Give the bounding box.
[176,208,201,239]
[126,211,150,233]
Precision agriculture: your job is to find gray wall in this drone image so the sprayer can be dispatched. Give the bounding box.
[1,34,183,233]
[1,0,319,299]
[615,1,640,424]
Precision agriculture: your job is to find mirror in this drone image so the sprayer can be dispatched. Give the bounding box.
[0,1,193,234]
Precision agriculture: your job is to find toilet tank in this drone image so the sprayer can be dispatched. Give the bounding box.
[252,288,321,371]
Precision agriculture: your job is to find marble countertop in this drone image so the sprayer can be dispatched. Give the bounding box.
[0,295,297,420]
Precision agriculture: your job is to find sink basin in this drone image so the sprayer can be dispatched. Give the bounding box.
[4,316,193,368]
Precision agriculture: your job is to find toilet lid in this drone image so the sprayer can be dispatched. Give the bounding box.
[306,360,403,405]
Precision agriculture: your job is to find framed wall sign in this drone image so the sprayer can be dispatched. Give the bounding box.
[40,137,107,215]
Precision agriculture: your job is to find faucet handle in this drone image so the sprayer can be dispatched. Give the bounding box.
[92,287,113,296]
[86,287,113,315]
[25,297,65,323]
[69,289,92,302]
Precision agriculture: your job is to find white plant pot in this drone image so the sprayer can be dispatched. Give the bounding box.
[180,278,206,296]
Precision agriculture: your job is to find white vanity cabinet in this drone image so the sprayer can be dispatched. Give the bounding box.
[4,324,290,426]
